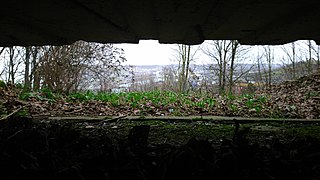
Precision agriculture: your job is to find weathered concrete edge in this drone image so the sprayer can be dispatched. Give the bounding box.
[45,116,320,124]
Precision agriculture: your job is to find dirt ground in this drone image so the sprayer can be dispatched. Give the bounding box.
[1,116,320,180]
[1,71,320,179]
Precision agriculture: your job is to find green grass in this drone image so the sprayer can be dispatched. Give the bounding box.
[19,87,61,103]
[17,89,287,117]
[241,94,268,113]
[68,90,217,110]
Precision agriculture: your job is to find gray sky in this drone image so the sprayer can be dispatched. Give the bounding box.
[116,40,314,66]
[116,40,177,65]
[116,40,216,65]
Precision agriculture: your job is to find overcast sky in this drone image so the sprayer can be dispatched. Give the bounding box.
[115,40,215,66]
[115,40,177,65]
[116,40,313,66]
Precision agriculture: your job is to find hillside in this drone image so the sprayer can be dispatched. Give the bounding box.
[0,71,320,179]
[1,70,319,119]
[263,70,320,119]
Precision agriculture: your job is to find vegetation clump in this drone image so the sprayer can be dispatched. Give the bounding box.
[1,70,319,119]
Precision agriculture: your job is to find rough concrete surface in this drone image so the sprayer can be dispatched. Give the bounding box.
[1,0,320,46]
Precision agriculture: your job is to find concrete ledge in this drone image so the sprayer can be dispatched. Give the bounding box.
[43,115,320,124]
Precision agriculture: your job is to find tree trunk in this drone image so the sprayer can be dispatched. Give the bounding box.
[317,45,320,69]
[218,62,223,94]
[228,40,238,94]
[0,47,5,55]
[31,47,40,91]
[291,42,296,79]
[24,46,31,91]
[256,49,263,89]
[308,40,312,74]
[9,47,15,84]
[263,46,273,89]
[221,42,227,94]
[184,45,191,93]
[181,48,186,93]
[178,44,187,93]
[268,56,272,88]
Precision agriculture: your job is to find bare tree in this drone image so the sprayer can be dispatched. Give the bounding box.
[227,40,252,94]
[282,42,298,80]
[263,46,274,89]
[172,44,195,93]
[202,40,230,94]
[202,40,251,95]
[128,65,136,92]
[23,46,31,91]
[5,47,24,84]
[304,40,320,72]
[35,41,126,93]
[0,47,6,78]
[30,46,41,91]
[314,43,320,69]
[86,43,127,92]
[307,40,313,73]
[255,47,263,85]
[37,44,85,93]
[161,65,178,92]
[0,47,5,55]
[173,44,199,93]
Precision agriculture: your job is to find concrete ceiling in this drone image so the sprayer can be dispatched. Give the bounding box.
[1,0,320,46]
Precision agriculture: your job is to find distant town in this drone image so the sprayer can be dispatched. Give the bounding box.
[112,63,285,93]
